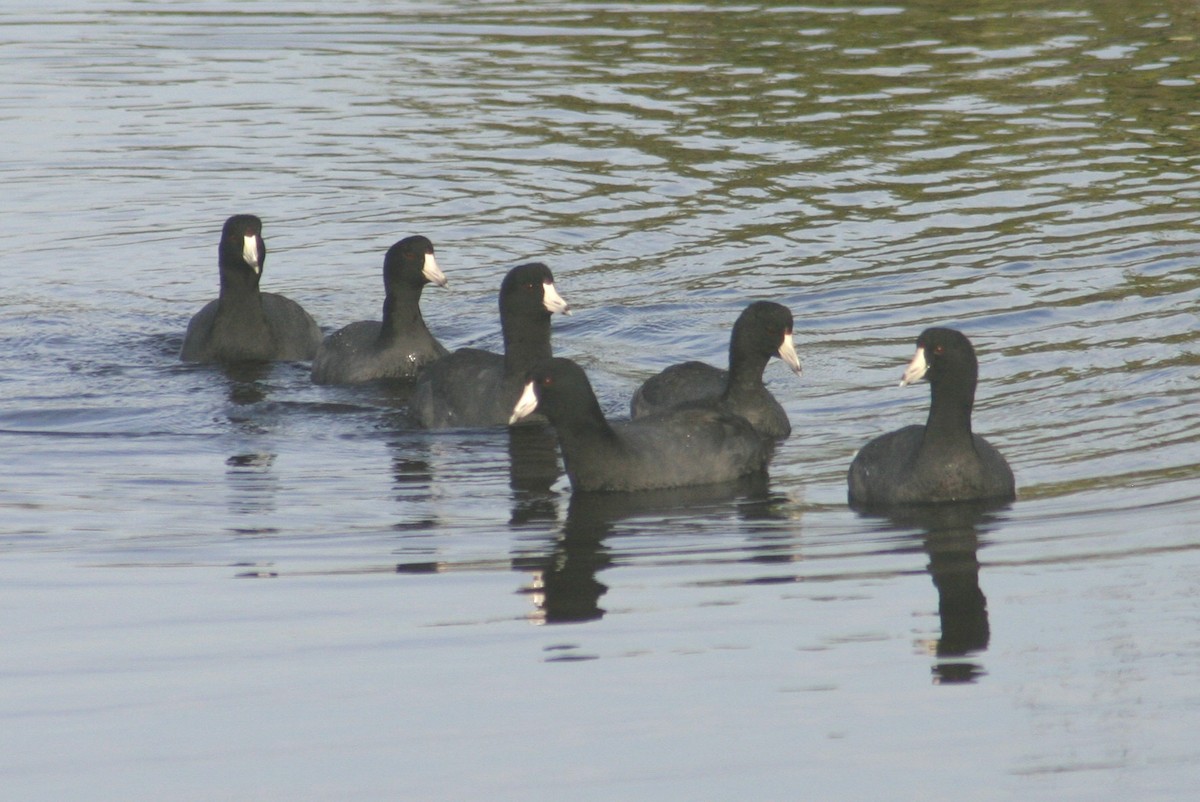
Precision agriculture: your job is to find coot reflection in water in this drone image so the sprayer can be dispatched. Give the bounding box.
[512,473,778,626]
[225,451,279,519]
[218,361,274,408]
[506,424,562,498]
[855,500,1012,684]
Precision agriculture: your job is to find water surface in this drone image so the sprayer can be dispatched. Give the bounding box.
[2,2,1199,799]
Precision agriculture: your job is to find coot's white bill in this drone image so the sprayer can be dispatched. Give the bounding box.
[778,331,802,375]
[542,280,570,315]
[423,253,447,287]
[243,234,261,273]
[900,346,928,387]
[510,380,539,424]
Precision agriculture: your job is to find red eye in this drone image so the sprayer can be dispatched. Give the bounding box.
[933,345,945,355]
[540,375,553,387]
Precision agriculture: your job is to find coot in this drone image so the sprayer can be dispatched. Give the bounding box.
[311,235,448,385]
[631,301,802,439]
[511,357,771,492]
[848,327,1015,506]
[180,215,322,363]
[409,262,569,428]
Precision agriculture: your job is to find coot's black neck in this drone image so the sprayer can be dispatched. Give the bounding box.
[379,283,428,345]
[502,311,553,376]
[922,373,977,453]
[723,342,771,400]
[218,266,264,317]
[551,401,624,475]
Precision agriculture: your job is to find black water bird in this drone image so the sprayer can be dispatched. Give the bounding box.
[180,215,322,363]
[410,262,569,428]
[511,357,771,492]
[848,327,1014,506]
[311,235,448,385]
[631,301,802,439]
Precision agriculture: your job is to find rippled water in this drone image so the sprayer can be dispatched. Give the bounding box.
[2,1,1199,799]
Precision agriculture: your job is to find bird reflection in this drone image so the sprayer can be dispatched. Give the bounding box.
[513,473,772,625]
[215,363,278,517]
[856,500,1009,684]
[220,361,272,407]
[388,431,434,492]
[513,493,613,624]
[507,424,562,526]
[224,451,278,517]
[728,471,794,564]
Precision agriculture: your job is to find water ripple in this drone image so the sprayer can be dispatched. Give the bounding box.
[0,0,1197,579]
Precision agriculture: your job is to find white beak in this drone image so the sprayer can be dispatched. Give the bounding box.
[422,253,448,287]
[542,280,570,315]
[777,331,802,376]
[899,346,928,387]
[509,380,540,424]
[243,235,261,274]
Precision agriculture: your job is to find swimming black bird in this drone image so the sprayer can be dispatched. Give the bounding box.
[848,327,1015,506]
[311,235,448,384]
[409,262,569,428]
[631,301,802,439]
[180,215,321,363]
[512,357,771,492]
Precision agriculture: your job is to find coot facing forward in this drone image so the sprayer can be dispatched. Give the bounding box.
[180,215,322,363]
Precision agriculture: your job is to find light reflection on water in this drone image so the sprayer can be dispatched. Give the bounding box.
[1,0,1199,798]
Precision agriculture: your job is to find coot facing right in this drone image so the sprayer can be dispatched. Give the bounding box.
[409,262,569,428]
[630,301,801,439]
[311,235,448,385]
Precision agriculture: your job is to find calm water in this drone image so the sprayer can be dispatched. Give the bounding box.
[2,1,1199,799]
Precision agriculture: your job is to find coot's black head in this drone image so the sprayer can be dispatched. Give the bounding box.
[900,327,978,388]
[510,357,596,426]
[219,215,265,284]
[499,262,570,319]
[384,235,446,289]
[733,301,802,374]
